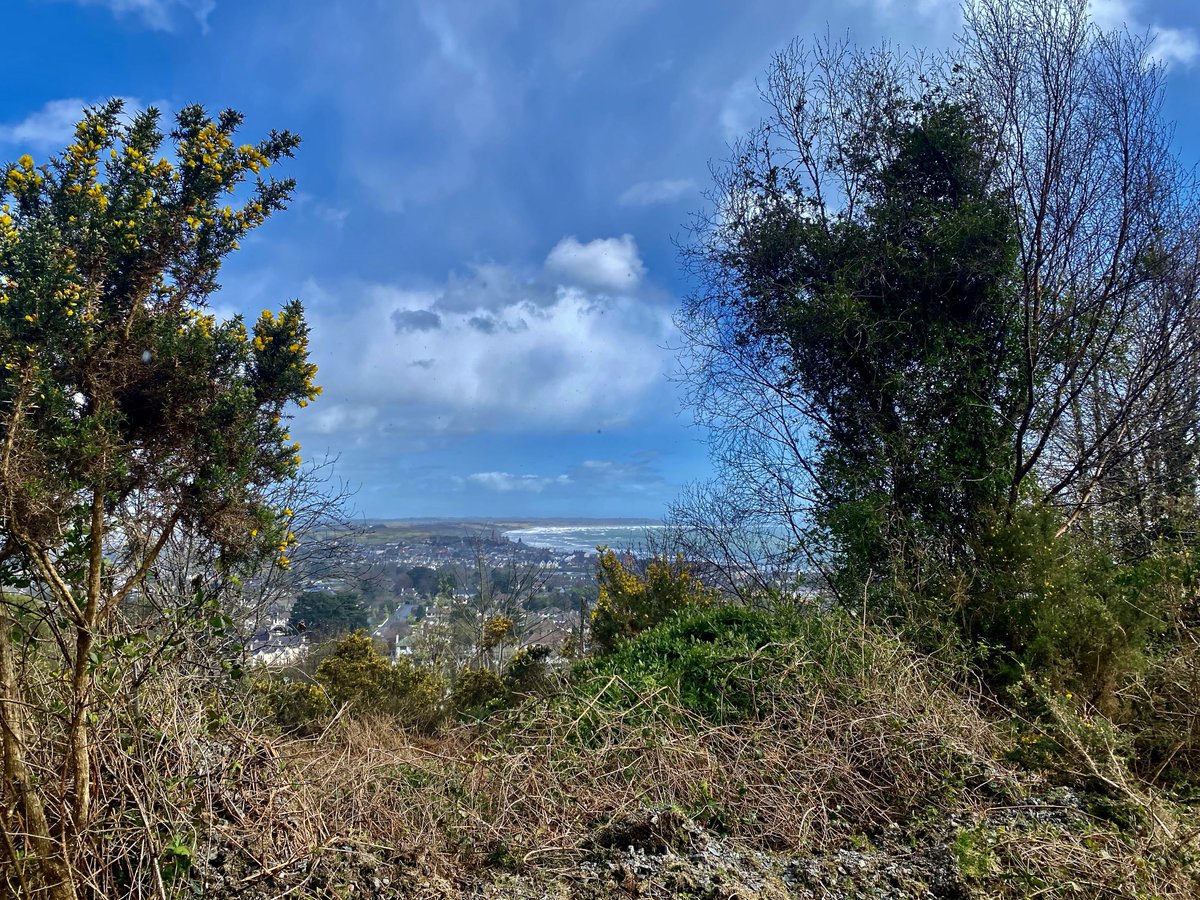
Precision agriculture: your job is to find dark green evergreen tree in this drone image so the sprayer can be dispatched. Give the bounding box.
[289,589,369,641]
[678,1,1200,699]
[726,100,1017,600]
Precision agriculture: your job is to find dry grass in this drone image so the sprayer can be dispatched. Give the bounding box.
[292,630,1002,869]
[261,628,1198,899]
[984,824,1193,899]
[4,620,1197,899]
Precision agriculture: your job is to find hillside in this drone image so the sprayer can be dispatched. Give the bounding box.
[59,605,1196,900]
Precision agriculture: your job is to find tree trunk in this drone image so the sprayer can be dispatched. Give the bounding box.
[0,603,76,900]
[68,489,106,835]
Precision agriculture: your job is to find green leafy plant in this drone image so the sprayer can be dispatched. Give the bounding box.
[450,668,508,719]
[590,548,716,654]
[581,604,830,723]
[316,631,444,731]
[0,99,308,900]
[503,643,553,697]
[953,825,998,880]
[256,677,332,735]
[160,836,194,887]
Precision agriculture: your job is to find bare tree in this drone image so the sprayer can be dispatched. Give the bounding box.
[666,480,821,605]
[673,0,1200,601]
[961,0,1200,541]
[415,533,550,675]
[132,455,365,670]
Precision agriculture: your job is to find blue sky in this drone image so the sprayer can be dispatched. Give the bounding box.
[3,0,1199,519]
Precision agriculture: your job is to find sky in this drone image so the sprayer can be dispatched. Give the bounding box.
[2,0,1199,519]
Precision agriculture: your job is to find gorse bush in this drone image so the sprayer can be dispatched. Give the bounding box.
[450,668,507,719]
[502,643,553,697]
[0,99,310,900]
[256,677,330,736]
[580,605,795,722]
[319,631,444,728]
[964,507,1192,718]
[447,645,557,721]
[314,631,443,732]
[590,548,716,653]
[258,632,451,734]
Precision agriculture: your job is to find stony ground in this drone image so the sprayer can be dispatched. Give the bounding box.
[190,784,1198,899]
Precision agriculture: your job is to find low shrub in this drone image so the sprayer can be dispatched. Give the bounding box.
[254,633,445,735]
[315,631,445,732]
[577,603,922,724]
[967,509,1182,707]
[1127,627,1200,786]
[450,668,508,718]
[502,643,554,696]
[256,677,331,735]
[303,604,1003,865]
[589,548,717,654]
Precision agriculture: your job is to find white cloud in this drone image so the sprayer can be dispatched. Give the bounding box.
[438,261,556,312]
[64,0,214,32]
[0,99,94,150]
[0,97,159,151]
[1089,0,1198,66]
[307,404,379,436]
[295,241,674,444]
[619,178,697,207]
[544,234,646,292]
[467,472,572,493]
[1148,27,1200,66]
[576,457,662,492]
[719,77,760,143]
[312,204,350,231]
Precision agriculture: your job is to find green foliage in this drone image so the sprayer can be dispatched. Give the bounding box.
[962,507,1182,708]
[581,605,784,721]
[817,104,1015,573]
[952,825,998,880]
[0,100,316,897]
[315,631,443,732]
[439,644,556,722]
[723,97,1018,605]
[503,644,552,696]
[987,535,1200,783]
[681,20,1200,792]
[407,566,439,597]
[255,677,331,736]
[450,668,507,719]
[590,548,715,654]
[0,100,315,571]
[1127,626,1200,785]
[288,589,369,641]
[160,835,195,888]
[579,604,871,723]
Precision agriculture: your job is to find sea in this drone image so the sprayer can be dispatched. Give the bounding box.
[502,524,671,554]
